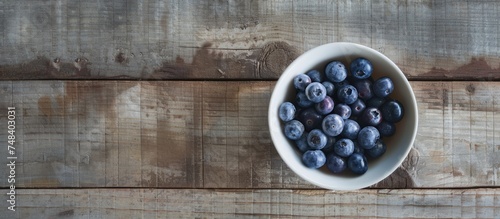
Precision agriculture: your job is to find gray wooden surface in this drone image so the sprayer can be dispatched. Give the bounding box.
[3,188,500,219]
[1,0,500,218]
[1,0,500,80]
[0,81,499,189]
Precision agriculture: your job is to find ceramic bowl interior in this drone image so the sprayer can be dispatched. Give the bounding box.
[268,42,418,190]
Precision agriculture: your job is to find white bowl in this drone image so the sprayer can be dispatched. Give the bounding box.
[268,42,418,190]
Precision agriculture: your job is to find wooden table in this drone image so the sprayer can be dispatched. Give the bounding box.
[1,0,499,218]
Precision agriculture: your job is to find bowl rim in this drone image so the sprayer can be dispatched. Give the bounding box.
[268,42,419,190]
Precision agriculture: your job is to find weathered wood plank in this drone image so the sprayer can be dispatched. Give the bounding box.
[1,188,499,218]
[202,82,296,188]
[140,81,159,187]
[78,82,107,187]
[103,82,120,187]
[116,81,143,187]
[156,81,203,188]
[0,81,499,189]
[409,81,500,188]
[1,0,500,80]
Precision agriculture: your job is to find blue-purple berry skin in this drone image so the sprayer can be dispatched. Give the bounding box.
[337,85,358,105]
[296,92,313,108]
[349,99,366,116]
[367,140,387,158]
[377,121,396,137]
[322,136,336,154]
[315,96,334,115]
[333,138,355,157]
[348,153,368,174]
[322,114,345,137]
[302,150,326,168]
[373,77,394,98]
[325,61,347,82]
[366,96,387,108]
[295,132,310,152]
[341,119,360,140]
[279,102,296,122]
[333,80,351,91]
[333,104,351,120]
[357,126,380,149]
[306,69,324,82]
[298,108,324,132]
[307,129,328,150]
[380,100,404,123]
[353,79,374,101]
[305,82,327,103]
[294,74,312,91]
[353,141,365,154]
[322,81,335,96]
[284,120,305,140]
[350,57,373,80]
[360,107,383,127]
[326,154,347,173]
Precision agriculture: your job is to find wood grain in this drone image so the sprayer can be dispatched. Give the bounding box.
[2,1,499,217]
[0,81,499,189]
[2,0,500,80]
[2,188,499,218]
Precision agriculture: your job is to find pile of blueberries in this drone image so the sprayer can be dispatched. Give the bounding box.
[278,58,404,175]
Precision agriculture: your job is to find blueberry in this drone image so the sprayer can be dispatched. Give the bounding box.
[341,119,360,140]
[279,102,296,122]
[357,126,380,149]
[353,79,374,101]
[349,99,366,117]
[360,107,382,126]
[373,77,394,98]
[325,61,347,82]
[333,138,355,157]
[305,82,327,103]
[296,92,313,108]
[298,108,323,132]
[306,69,324,82]
[322,114,345,137]
[284,120,305,140]
[333,104,351,120]
[302,150,326,169]
[326,154,346,173]
[350,57,373,80]
[295,132,310,152]
[294,74,312,91]
[366,96,387,108]
[307,129,328,150]
[380,100,404,123]
[348,153,368,174]
[322,81,335,96]
[337,85,358,105]
[367,140,386,158]
[315,96,334,115]
[322,136,336,154]
[377,121,396,137]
